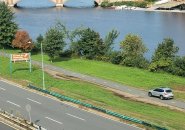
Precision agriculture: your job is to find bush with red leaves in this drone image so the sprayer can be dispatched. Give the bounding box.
[12,30,34,52]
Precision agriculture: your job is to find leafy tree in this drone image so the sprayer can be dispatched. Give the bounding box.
[120,34,148,68]
[32,34,44,53]
[103,29,119,55]
[0,2,18,48]
[109,51,123,64]
[71,28,105,59]
[12,30,34,52]
[168,56,185,77]
[149,38,179,72]
[43,22,66,62]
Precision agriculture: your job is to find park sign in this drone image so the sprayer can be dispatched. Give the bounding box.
[11,53,30,62]
[10,53,32,73]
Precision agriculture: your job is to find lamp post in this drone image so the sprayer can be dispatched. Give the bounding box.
[41,42,45,90]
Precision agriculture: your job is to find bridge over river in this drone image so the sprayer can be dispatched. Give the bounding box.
[1,0,103,7]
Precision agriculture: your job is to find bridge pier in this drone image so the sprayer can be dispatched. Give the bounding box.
[55,0,63,7]
[95,0,102,6]
[4,0,64,7]
[6,0,15,6]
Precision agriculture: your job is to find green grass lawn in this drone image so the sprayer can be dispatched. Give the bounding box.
[1,56,185,130]
[2,49,185,101]
[32,54,185,88]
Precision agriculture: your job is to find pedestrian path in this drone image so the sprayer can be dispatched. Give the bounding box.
[32,60,185,110]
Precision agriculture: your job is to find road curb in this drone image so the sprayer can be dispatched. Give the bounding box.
[28,84,168,130]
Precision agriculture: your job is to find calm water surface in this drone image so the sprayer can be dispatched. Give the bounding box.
[13,0,185,58]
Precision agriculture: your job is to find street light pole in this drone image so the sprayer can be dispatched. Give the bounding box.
[41,42,45,90]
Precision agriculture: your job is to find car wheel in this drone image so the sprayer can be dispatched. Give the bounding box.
[160,95,164,100]
[148,92,152,97]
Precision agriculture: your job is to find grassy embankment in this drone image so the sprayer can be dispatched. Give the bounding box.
[1,48,185,101]
[31,53,185,101]
[1,54,185,129]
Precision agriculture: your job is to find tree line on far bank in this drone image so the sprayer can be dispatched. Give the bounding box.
[100,0,156,8]
[0,1,185,77]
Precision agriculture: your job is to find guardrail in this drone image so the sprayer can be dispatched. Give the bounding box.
[0,108,46,130]
[28,84,168,130]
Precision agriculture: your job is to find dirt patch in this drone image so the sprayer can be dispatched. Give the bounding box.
[45,69,81,81]
[173,86,185,92]
[111,87,185,112]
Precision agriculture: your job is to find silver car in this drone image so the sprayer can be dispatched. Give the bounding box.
[148,87,174,100]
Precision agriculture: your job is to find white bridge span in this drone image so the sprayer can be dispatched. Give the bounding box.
[1,0,102,7]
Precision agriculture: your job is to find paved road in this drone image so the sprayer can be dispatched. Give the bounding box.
[32,61,185,110]
[0,80,140,130]
[0,122,14,130]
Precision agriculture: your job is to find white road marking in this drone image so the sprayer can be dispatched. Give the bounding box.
[45,117,63,125]
[171,101,176,104]
[0,87,6,91]
[27,98,41,104]
[66,113,85,121]
[103,81,107,84]
[6,100,21,108]
[1,79,142,130]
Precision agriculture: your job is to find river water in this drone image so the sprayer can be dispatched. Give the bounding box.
[13,0,185,58]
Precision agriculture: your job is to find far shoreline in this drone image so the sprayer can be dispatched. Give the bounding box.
[103,6,185,13]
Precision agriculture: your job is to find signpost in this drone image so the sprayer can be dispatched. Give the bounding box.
[25,104,31,123]
[10,53,32,73]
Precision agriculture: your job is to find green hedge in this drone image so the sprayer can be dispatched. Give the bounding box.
[101,1,148,8]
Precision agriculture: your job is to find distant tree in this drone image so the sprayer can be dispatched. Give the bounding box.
[0,2,18,48]
[71,27,105,59]
[12,30,34,52]
[103,29,119,55]
[43,22,66,62]
[32,34,44,53]
[149,38,179,72]
[120,34,148,68]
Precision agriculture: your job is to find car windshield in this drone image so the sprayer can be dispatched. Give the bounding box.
[165,90,172,93]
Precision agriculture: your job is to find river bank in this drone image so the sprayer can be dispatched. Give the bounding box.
[113,6,185,13]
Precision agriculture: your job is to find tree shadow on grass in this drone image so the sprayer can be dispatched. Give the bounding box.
[12,67,38,73]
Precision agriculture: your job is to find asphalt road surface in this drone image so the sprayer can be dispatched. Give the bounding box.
[0,80,140,130]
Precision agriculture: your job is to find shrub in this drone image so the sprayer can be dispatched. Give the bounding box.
[101,1,113,7]
[109,51,123,64]
[168,57,185,77]
[12,30,34,52]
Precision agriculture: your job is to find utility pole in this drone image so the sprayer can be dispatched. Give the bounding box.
[41,42,45,90]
